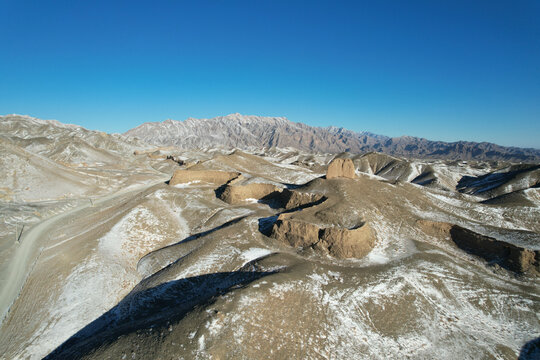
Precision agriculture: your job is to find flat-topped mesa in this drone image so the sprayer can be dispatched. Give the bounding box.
[169,169,241,186]
[271,214,375,259]
[326,158,356,179]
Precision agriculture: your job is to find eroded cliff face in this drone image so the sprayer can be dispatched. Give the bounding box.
[417,220,539,274]
[217,182,327,210]
[326,158,356,179]
[271,215,375,259]
[318,224,375,259]
[218,183,281,205]
[271,216,321,249]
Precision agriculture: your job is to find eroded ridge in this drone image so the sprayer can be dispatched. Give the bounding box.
[418,220,539,274]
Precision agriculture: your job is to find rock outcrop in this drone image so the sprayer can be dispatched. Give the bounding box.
[416,220,453,238]
[218,183,327,209]
[277,189,327,210]
[326,158,356,179]
[169,170,240,186]
[219,183,280,204]
[317,224,375,259]
[271,214,375,259]
[417,220,539,273]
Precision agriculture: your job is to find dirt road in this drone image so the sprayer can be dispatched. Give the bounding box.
[0,178,168,325]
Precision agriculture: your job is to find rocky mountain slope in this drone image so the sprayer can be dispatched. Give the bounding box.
[124,113,540,162]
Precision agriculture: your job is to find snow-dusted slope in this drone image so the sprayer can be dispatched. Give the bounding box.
[0,138,98,201]
[0,114,173,201]
[457,164,540,199]
[124,113,540,162]
[1,114,148,166]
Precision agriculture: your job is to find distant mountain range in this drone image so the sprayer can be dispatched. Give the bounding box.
[124,113,540,162]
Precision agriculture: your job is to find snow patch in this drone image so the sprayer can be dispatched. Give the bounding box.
[240,248,273,265]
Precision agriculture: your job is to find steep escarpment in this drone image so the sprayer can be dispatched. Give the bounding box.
[326,158,356,179]
[417,220,539,273]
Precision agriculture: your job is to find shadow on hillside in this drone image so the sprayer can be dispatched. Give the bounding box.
[164,215,248,249]
[257,195,327,236]
[45,268,278,359]
[258,216,279,236]
[519,337,540,360]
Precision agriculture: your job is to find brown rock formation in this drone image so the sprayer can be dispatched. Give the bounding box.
[219,183,280,204]
[278,189,327,210]
[326,158,356,179]
[169,170,240,186]
[450,226,539,273]
[317,225,375,259]
[271,216,321,249]
[271,214,375,259]
[417,219,539,273]
[416,220,453,238]
[218,183,327,209]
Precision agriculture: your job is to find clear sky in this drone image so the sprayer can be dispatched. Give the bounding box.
[1,1,539,148]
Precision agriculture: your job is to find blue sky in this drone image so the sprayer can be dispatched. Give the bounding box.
[1,0,539,148]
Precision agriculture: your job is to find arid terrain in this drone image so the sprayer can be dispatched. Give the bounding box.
[0,114,539,359]
[125,113,540,162]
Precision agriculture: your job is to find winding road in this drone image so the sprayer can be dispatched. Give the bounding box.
[0,178,168,325]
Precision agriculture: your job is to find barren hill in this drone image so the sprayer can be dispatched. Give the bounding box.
[1,115,539,359]
[124,113,540,162]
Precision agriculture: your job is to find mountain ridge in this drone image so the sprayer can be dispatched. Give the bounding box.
[124,113,540,162]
